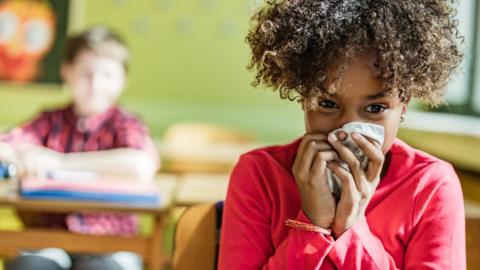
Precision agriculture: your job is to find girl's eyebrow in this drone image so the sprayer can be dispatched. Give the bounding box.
[319,89,390,99]
[366,90,391,100]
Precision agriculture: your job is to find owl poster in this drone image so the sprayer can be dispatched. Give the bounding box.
[0,0,69,84]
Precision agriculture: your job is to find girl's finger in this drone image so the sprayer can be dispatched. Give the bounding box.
[297,133,328,157]
[293,139,332,180]
[310,150,339,183]
[327,161,357,198]
[351,133,384,181]
[328,132,364,184]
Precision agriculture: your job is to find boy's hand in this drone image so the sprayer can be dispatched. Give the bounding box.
[17,144,64,178]
[0,142,20,164]
[327,131,384,237]
[292,133,339,229]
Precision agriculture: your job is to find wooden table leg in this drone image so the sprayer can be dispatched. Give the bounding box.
[149,214,165,270]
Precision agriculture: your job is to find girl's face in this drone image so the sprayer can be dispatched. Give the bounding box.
[304,54,407,153]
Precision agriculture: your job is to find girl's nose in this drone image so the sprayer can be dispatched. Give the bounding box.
[337,110,363,128]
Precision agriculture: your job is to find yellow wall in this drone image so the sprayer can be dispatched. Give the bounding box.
[0,0,304,143]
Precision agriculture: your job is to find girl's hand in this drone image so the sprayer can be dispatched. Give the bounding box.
[327,131,384,237]
[292,134,339,229]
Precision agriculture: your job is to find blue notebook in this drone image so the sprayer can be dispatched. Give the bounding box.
[20,175,162,205]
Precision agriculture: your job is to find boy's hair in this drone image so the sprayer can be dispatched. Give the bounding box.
[63,26,130,71]
[246,0,463,106]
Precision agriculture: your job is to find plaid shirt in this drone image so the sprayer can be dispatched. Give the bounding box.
[2,104,159,235]
[2,104,158,160]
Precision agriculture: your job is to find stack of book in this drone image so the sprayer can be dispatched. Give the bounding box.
[20,170,161,204]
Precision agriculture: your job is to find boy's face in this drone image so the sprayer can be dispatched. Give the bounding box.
[61,49,126,118]
[304,53,407,153]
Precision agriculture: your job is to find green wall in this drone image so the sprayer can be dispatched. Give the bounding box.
[0,0,304,143]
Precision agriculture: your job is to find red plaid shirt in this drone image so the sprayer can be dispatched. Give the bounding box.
[2,104,159,235]
[2,104,158,161]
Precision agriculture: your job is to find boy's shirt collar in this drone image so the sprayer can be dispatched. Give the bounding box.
[65,104,117,133]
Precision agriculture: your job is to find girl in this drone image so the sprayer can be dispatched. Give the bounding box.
[219,0,465,269]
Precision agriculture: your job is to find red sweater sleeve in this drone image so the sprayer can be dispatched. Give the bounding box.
[328,217,398,269]
[218,155,334,269]
[403,163,466,269]
[315,161,465,270]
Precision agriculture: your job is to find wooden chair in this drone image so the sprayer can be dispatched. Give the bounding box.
[172,202,223,270]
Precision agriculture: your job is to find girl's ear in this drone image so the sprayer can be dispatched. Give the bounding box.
[401,96,410,114]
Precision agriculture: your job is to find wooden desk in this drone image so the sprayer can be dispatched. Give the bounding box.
[398,127,480,173]
[158,140,261,174]
[174,174,229,206]
[0,174,177,270]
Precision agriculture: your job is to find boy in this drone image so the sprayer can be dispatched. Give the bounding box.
[1,27,158,270]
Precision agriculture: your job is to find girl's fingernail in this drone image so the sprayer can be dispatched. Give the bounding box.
[352,132,361,139]
[328,133,337,142]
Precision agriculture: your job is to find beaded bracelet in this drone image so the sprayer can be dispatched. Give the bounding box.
[285,219,332,235]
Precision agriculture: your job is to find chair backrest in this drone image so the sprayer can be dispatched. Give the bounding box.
[172,202,223,270]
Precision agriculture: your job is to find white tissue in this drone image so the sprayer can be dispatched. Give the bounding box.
[327,122,385,199]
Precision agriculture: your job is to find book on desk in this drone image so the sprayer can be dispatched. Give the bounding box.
[19,170,161,204]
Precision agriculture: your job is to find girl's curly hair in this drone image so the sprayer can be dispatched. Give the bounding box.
[246,0,463,106]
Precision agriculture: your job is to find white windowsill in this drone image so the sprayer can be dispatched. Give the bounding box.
[402,110,480,137]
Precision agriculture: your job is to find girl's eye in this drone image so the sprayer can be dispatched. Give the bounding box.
[318,100,338,109]
[366,104,387,113]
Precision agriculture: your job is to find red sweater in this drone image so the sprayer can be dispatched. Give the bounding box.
[219,138,465,269]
